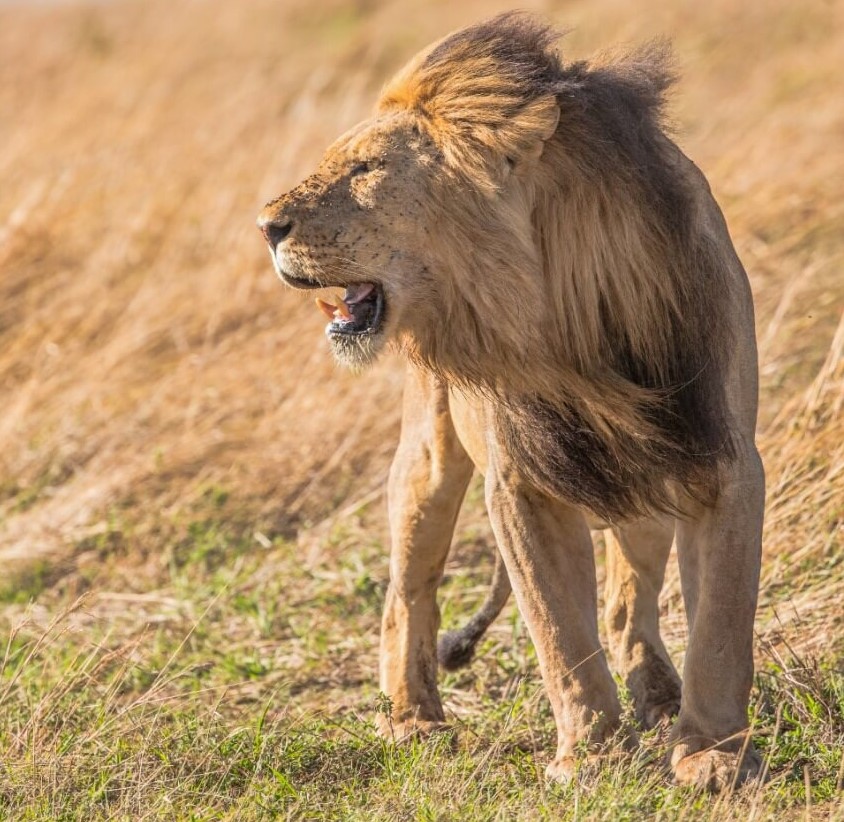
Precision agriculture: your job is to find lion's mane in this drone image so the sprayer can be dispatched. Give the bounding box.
[379,14,736,522]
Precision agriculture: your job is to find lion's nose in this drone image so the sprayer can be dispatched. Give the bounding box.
[257,215,294,248]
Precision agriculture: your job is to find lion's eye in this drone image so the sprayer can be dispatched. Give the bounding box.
[350,161,373,177]
[349,160,381,177]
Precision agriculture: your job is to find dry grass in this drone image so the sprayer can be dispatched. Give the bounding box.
[0,0,842,818]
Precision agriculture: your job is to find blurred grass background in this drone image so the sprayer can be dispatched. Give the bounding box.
[0,0,842,818]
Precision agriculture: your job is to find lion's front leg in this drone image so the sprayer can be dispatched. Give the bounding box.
[485,447,623,783]
[669,442,765,790]
[378,367,474,740]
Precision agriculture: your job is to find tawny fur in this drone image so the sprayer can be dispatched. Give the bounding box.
[258,12,765,791]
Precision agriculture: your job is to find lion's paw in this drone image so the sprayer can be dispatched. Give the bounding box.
[546,740,636,785]
[376,715,456,746]
[545,754,578,784]
[671,747,762,792]
[641,698,681,730]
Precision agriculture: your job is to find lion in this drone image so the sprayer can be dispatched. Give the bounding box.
[257,13,765,791]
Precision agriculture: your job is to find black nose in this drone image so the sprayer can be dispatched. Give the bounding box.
[260,218,293,247]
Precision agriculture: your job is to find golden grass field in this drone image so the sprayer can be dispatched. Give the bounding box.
[0,0,842,818]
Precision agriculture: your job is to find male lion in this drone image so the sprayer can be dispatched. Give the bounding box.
[258,13,764,790]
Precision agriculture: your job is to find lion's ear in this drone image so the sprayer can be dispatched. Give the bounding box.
[487,96,559,179]
[431,94,560,190]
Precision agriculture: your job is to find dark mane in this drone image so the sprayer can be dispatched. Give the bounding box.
[384,13,737,521]
[509,30,733,521]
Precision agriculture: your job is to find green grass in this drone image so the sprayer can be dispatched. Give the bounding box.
[0,561,51,605]
[1,515,842,821]
[1,0,842,817]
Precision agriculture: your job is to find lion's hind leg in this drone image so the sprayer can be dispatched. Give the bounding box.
[604,517,682,730]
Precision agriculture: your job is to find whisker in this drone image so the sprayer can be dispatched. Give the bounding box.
[322,256,385,280]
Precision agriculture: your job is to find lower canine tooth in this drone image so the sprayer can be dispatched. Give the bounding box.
[335,299,352,320]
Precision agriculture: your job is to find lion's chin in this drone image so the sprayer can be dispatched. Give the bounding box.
[327,329,386,370]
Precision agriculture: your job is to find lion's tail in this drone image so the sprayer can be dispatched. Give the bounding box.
[437,549,512,671]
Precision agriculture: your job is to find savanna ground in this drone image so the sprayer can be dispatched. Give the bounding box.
[0,0,842,818]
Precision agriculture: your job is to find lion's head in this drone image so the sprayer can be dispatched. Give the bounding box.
[259,13,736,520]
[258,112,435,368]
[258,14,564,373]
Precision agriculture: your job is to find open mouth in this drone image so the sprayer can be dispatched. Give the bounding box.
[314,282,385,337]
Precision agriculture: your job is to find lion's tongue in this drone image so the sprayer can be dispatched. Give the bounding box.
[345,283,375,304]
[314,283,375,322]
